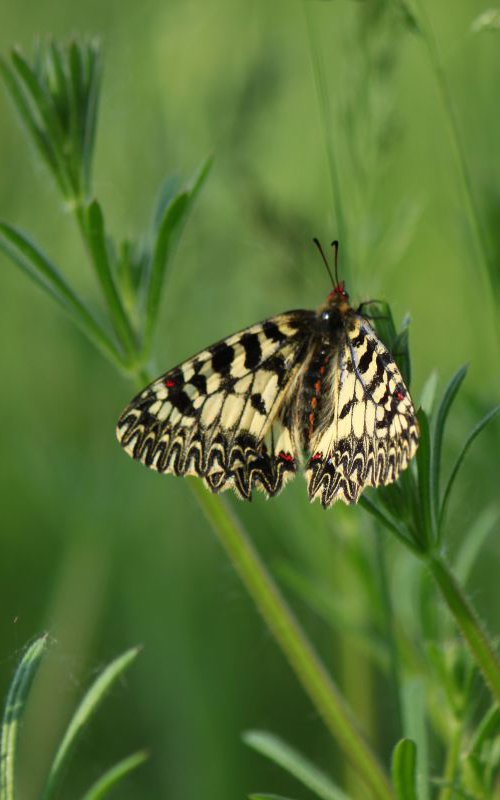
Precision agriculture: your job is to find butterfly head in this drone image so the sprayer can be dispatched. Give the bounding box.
[326,281,350,310]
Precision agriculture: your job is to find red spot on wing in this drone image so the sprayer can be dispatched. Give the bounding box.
[311,452,323,461]
[165,379,176,388]
[278,451,294,463]
[396,390,405,401]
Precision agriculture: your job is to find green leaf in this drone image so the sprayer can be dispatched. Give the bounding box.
[0,635,49,800]
[142,155,212,357]
[467,704,500,758]
[86,199,137,357]
[0,221,123,366]
[439,403,500,532]
[419,370,438,417]
[243,730,350,800]
[11,48,65,144]
[249,795,301,800]
[41,646,141,800]
[401,679,429,800]
[391,738,417,800]
[80,41,101,192]
[79,750,148,800]
[431,364,468,533]
[152,173,182,231]
[0,54,69,196]
[393,1,421,34]
[391,325,412,388]
[359,494,420,553]
[368,302,412,385]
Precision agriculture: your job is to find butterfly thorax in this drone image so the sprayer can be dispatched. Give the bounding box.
[298,287,354,446]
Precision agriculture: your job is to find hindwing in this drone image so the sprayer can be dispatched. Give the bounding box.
[117,312,314,499]
[305,313,419,506]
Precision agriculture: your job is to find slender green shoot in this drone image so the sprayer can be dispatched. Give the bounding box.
[0,635,49,800]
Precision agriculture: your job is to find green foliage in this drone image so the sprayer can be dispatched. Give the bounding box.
[0,637,144,800]
[391,739,417,800]
[243,730,350,800]
[0,636,48,800]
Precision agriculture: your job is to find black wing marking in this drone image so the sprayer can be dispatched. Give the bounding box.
[306,314,419,506]
[117,311,314,499]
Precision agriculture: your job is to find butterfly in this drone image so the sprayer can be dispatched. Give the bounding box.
[117,243,419,507]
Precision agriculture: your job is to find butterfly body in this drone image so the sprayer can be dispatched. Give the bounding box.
[117,281,419,507]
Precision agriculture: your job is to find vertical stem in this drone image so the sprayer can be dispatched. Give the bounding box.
[193,482,394,800]
[437,720,462,800]
[427,553,500,705]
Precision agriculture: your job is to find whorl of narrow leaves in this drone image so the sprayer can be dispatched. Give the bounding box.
[0,635,145,800]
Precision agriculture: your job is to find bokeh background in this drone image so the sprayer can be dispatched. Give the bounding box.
[1,1,499,798]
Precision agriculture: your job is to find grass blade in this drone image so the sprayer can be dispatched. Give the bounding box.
[79,750,148,800]
[0,55,68,196]
[41,646,140,800]
[359,494,420,553]
[10,48,65,151]
[81,41,101,193]
[243,730,350,800]
[0,635,49,800]
[391,738,417,800]
[431,364,468,530]
[0,221,124,366]
[142,155,212,357]
[86,200,137,356]
[401,678,429,800]
[439,404,500,532]
[249,795,301,800]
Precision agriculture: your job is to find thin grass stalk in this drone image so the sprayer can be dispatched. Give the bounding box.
[437,720,462,800]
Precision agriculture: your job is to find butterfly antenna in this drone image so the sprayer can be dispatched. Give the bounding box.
[313,237,335,289]
[331,240,340,286]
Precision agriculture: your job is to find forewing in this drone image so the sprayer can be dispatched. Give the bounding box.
[117,311,314,499]
[306,314,419,506]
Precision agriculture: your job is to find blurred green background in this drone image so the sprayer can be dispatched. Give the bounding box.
[1,1,499,798]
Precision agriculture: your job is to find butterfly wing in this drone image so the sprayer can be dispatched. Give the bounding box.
[306,313,419,506]
[117,311,314,499]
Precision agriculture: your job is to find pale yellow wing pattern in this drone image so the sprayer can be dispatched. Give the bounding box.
[305,313,419,506]
[117,312,314,499]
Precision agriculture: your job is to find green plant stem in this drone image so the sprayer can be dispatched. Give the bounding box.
[427,553,500,705]
[80,201,138,359]
[192,481,394,800]
[437,720,462,800]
